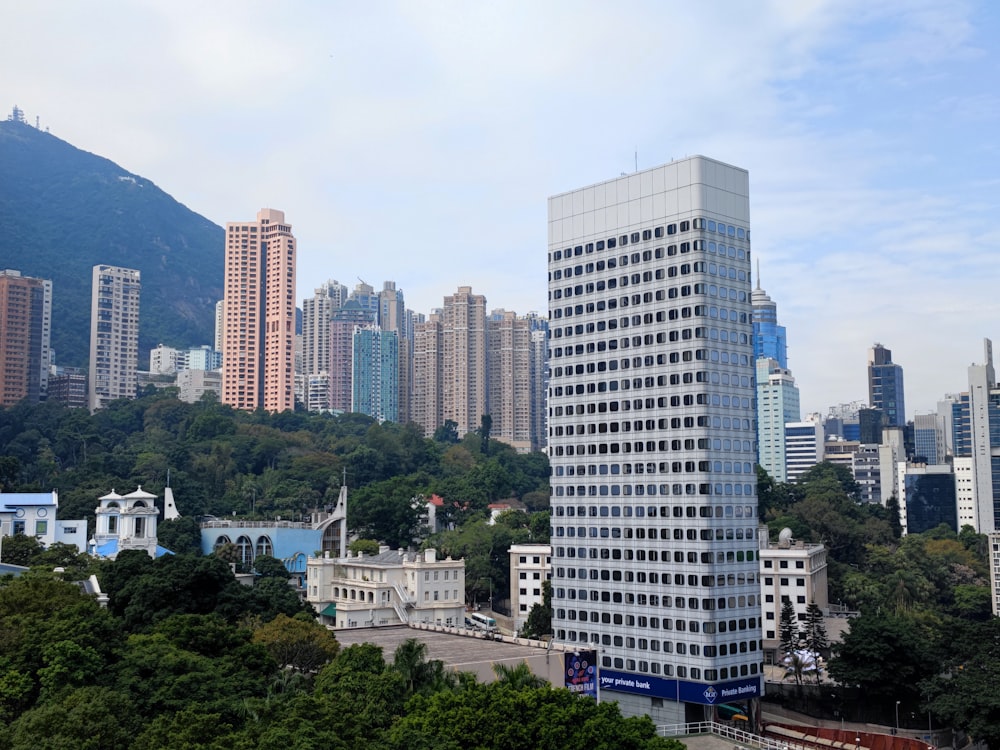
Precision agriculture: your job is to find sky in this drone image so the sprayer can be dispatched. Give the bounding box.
[3,0,1000,420]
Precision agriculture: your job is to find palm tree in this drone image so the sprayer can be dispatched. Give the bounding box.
[491,661,547,689]
[392,638,429,694]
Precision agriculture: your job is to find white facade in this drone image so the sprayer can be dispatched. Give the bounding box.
[93,486,162,559]
[0,491,87,553]
[547,156,762,722]
[89,265,140,411]
[784,419,824,483]
[150,344,182,375]
[177,369,222,404]
[306,547,465,630]
[509,543,552,632]
[955,457,976,529]
[756,358,800,482]
[759,530,828,663]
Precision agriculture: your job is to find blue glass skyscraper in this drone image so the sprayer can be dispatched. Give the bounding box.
[752,268,787,369]
[868,343,905,428]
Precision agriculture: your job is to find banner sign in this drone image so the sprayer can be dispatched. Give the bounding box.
[598,669,761,705]
[564,650,598,699]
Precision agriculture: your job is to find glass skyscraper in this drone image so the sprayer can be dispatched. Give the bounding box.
[868,343,905,428]
[751,274,786,369]
[547,156,763,724]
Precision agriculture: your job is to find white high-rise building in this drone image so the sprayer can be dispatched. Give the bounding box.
[784,418,825,484]
[89,265,140,412]
[756,358,800,483]
[547,156,763,723]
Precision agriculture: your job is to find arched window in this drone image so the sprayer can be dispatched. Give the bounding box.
[255,535,273,558]
[214,535,232,552]
[236,536,253,567]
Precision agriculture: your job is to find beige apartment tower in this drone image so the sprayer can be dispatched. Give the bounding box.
[89,265,140,412]
[412,286,486,438]
[487,309,532,451]
[221,209,296,412]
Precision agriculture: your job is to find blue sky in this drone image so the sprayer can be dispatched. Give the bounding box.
[3,1,999,419]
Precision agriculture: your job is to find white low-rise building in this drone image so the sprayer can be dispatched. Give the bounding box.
[0,491,87,553]
[509,543,551,633]
[759,527,829,663]
[307,547,465,630]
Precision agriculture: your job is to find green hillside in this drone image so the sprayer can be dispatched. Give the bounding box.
[0,120,223,368]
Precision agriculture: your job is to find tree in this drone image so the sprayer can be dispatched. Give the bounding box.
[779,598,797,655]
[155,517,203,555]
[433,419,460,444]
[521,580,552,639]
[802,600,829,662]
[0,533,43,566]
[251,613,339,673]
[491,661,546,688]
[923,618,1000,749]
[348,538,380,556]
[387,680,682,750]
[828,612,941,704]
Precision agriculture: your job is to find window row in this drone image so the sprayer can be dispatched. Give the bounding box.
[551,241,751,283]
[553,525,757,542]
[551,503,756,518]
[556,568,757,587]
[553,587,758,609]
[555,459,754,476]
[551,346,752,369]
[553,547,756,564]
[549,218,748,264]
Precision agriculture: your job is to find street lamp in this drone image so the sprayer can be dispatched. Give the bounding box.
[896,701,901,733]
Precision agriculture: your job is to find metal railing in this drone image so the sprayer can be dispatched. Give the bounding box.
[657,721,809,750]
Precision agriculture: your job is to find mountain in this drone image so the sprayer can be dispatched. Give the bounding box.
[0,119,223,369]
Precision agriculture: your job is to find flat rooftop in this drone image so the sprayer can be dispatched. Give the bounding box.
[332,625,560,679]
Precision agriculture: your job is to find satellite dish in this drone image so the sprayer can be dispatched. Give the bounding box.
[778,528,794,543]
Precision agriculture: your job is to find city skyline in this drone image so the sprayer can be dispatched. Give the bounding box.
[4,2,1000,418]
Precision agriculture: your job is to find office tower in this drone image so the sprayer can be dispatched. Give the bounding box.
[945,343,1000,532]
[528,314,549,452]
[89,265,140,412]
[0,270,52,406]
[352,325,399,423]
[412,287,487,438]
[868,343,905,427]
[547,157,762,723]
[784,418,825,483]
[487,309,532,452]
[756,358,800,482]
[329,300,377,412]
[989,532,1000,616]
[912,413,946,465]
[220,209,296,412]
[896,463,957,535]
[751,269,787,368]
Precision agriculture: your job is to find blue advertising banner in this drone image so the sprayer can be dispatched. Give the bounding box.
[598,669,761,705]
[564,650,598,698]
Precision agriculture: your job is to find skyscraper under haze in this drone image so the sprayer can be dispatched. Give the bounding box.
[547,157,762,723]
[89,265,140,411]
[221,209,296,412]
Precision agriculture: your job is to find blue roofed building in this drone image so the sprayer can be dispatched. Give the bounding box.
[0,491,87,553]
[200,484,349,587]
[91,486,173,559]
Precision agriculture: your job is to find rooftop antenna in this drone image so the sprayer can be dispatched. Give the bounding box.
[756,258,761,290]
